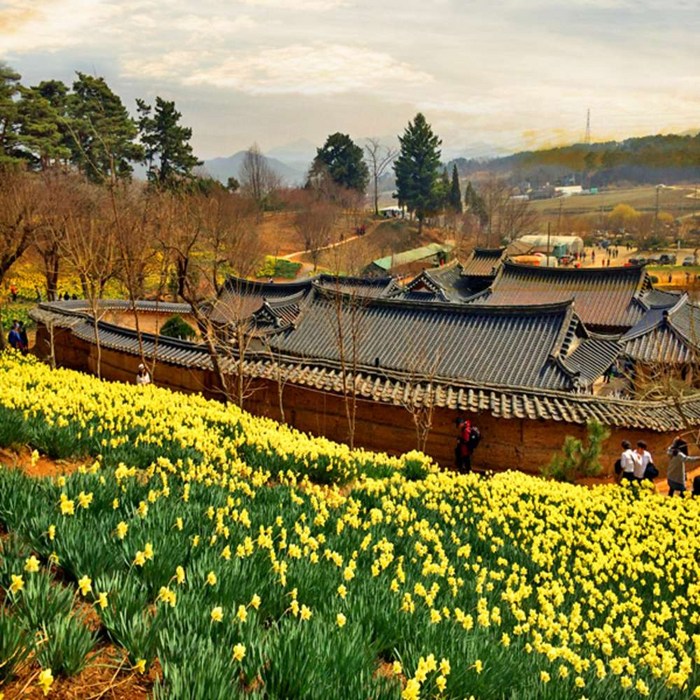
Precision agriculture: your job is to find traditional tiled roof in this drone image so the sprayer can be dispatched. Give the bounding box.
[621,296,700,364]
[31,300,700,432]
[470,261,654,332]
[314,275,400,298]
[208,277,314,325]
[210,275,400,326]
[264,289,615,392]
[400,262,475,302]
[461,248,506,278]
[32,299,191,316]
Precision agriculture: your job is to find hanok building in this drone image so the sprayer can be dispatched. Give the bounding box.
[466,260,672,335]
[620,294,700,391]
[399,249,505,302]
[32,256,700,474]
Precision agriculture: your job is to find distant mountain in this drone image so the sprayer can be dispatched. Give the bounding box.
[265,139,316,168]
[449,131,700,188]
[442,141,512,162]
[200,151,307,186]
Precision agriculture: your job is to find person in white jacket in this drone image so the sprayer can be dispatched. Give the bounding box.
[136,363,151,386]
[634,440,653,482]
[620,440,640,482]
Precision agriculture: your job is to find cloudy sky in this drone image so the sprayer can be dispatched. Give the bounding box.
[1,0,698,160]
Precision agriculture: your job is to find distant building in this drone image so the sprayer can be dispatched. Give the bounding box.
[364,243,453,277]
[518,234,584,256]
[554,185,583,197]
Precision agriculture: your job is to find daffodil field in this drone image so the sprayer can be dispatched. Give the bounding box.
[1,354,700,699]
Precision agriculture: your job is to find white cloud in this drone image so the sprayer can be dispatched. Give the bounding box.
[172,14,257,37]
[0,0,116,54]
[239,0,349,9]
[182,43,433,95]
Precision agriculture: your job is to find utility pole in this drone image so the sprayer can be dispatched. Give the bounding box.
[547,221,551,261]
[584,108,591,145]
[557,198,564,235]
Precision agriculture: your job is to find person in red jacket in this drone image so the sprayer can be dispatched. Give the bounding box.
[455,416,472,473]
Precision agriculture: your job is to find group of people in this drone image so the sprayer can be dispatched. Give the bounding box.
[620,437,700,496]
[7,320,29,353]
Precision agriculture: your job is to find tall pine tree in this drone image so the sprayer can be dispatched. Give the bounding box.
[393,113,441,235]
[308,132,369,193]
[68,73,142,184]
[16,81,71,170]
[137,96,201,190]
[0,62,22,163]
[465,180,488,227]
[448,164,462,214]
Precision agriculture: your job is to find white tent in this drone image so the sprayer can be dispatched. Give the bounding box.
[518,234,584,255]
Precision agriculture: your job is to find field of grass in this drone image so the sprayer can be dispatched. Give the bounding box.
[1,353,700,698]
[529,185,700,219]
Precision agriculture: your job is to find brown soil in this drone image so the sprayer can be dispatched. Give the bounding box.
[0,446,83,479]
[2,646,158,699]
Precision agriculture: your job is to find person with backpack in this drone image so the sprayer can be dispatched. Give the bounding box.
[619,440,640,483]
[454,416,480,473]
[635,440,657,482]
[666,437,700,497]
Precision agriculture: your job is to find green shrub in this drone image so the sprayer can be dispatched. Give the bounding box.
[542,418,610,482]
[256,256,302,279]
[160,315,196,341]
[35,614,96,677]
[14,571,74,629]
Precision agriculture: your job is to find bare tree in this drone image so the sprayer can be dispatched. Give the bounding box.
[53,182,118,377]
[108,182,168,372]
[477,176,539,246]
[0,168,45,348]
[396,348,443,453]
[323,242,373,449]
[156,189,264,406]
[364,138,397,216]
[34,170,76,301]
[240,143,281,216]
[293,196,339,272]
[199,189,260,296]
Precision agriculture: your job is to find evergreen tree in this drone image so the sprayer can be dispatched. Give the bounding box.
[137,96,201,190]
[429,168,450,216]
[448,164,462,213]
[393,113,442,234]
[309,132,369,193]
[464,180,488,227]
[67,73,142,184]
[0,62,22,162]
[16,81,71,169]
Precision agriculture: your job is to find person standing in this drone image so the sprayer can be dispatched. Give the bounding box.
[7,320,21,350]
[666,437,700,496]
[635,440,653,482]
[620,440,640,483]
[455,416,472,473]
[136,364,151,386]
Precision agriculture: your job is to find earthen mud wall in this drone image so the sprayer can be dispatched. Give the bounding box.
[35,321,677,477]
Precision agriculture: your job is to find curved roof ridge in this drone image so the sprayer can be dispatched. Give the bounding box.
[667,292,690,317]
[264,289,308,308]
[502,258,647,278]
[224,275,314,295]
[316,285,578,317]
